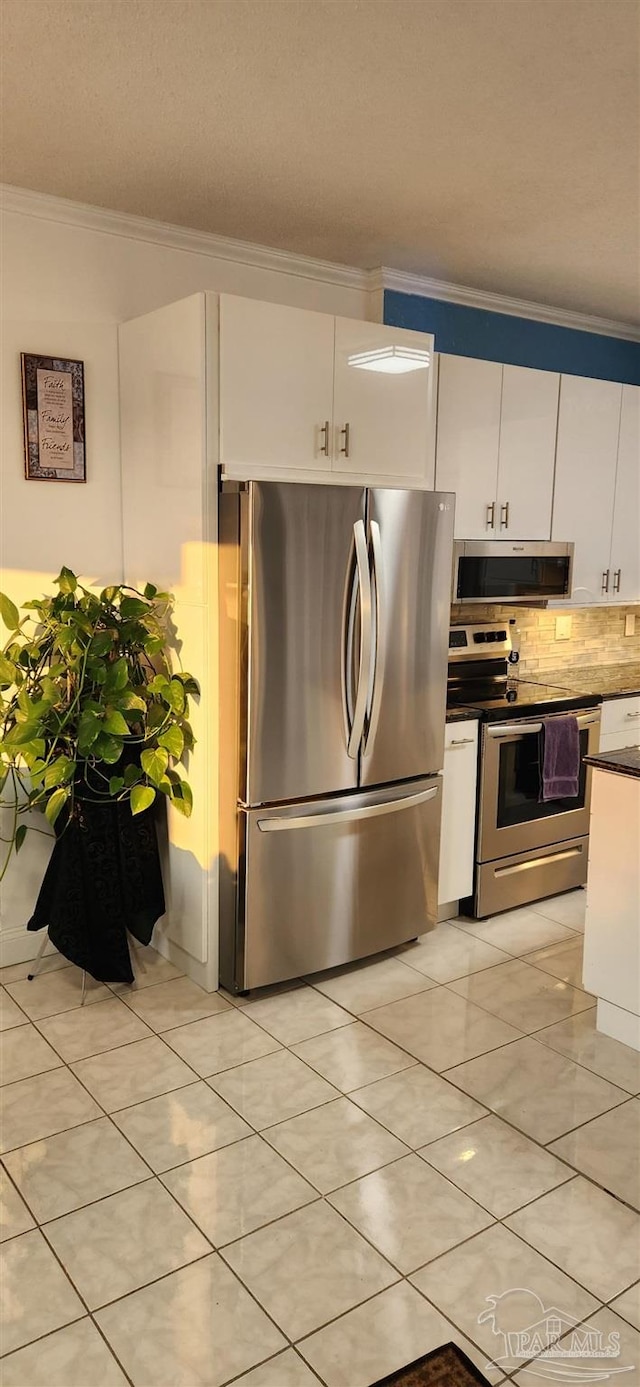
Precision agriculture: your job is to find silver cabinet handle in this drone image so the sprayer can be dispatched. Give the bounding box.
[625,711,640,719]
[488,713,600,737]
[448,737,475,746]
[500,501,509,529]
[602,570,610,594]
[258,784,440,833]
[347,519,372,758]
[486,502,495,529]
[362,520,384,758]
[613,569,621,593]
[319,420,330,457]
[340,422,351,458]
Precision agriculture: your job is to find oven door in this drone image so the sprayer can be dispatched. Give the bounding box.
[478,709,601,862]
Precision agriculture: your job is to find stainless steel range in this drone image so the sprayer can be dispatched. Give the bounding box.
[447,622,602,917]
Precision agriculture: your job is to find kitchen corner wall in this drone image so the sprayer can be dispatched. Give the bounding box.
[0,199,370,967]
[451,603,640,674]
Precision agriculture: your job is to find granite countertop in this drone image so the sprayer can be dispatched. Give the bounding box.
[446,706,482,724]
[584,746,640,780]
[540,662,640,700]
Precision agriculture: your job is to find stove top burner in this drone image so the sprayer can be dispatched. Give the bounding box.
[448,677,602,721]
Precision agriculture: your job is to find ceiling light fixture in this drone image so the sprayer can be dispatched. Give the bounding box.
[347,345,431,374]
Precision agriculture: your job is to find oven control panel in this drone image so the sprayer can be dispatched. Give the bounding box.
[448,623,513,662]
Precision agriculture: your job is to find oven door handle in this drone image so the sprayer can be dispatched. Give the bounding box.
[487,714,600,738]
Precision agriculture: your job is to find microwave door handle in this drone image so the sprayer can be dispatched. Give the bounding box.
[362,520,383,758]
[347,519,372,758]
[487,714,600,738]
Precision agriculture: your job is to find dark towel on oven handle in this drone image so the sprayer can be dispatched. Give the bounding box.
[539,714,580,801]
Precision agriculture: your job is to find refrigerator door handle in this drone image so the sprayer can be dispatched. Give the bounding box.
[346,518,372,758]
[363,519,384,758]
[257,783,440,832]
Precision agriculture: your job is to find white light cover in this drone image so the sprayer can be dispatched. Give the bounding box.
[347,345,431,373]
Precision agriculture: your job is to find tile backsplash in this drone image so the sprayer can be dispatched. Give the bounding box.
[451,604,640,675]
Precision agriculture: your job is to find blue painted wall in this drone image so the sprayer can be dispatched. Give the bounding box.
[383,290,640,386]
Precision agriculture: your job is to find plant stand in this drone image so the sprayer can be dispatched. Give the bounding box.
[27,797,165,985]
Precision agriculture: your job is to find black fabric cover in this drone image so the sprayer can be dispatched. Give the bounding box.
[27,797,165,984]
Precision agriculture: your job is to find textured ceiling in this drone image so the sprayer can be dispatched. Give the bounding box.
[1,0,639,323]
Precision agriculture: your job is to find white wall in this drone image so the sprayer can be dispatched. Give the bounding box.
[0,199,369,966]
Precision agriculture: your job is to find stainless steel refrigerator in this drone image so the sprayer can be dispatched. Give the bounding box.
[218,481,455,993]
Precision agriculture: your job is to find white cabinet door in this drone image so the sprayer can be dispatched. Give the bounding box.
[496,366,559,540]
[331,319,436,484]
[438,721,479,905]
[610,384,640,603]
[219,295,335,471]
[435,355,502,538]
[552,375,622,604]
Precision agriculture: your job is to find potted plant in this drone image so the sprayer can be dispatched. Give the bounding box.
[0,568,199,982]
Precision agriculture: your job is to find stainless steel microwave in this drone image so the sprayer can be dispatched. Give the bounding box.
[452,540,574,604]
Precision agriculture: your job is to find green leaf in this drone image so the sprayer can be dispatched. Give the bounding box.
[0,593,20,631]
[141,746,169,786]
[89,630,113,657]
[18,740,46,765]
[119,597,148,620]
[15,824,27,854]
[0,653,18,686]
[45,786,70,827]
[166,680,186,714]
[143,582,158,599]
[130,784,156,816]
[148,674,170,694]
[123,764,142,787]
[100,586,120,604]
[158,724,184,758]
[93,733,123,765]
[106,658,128,692]
[179,675,200,696]
[3,721,41,747]
[170,781,193,817]
[109,775,125,795]
[102,709,130,737]
[55,567,78,594]
[77,710,101,755]
[43,755,74,789]
[143,636,164,656]
[115,690,147,712]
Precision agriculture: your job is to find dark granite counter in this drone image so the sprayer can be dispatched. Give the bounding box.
[541,663,640,701]
[446,706,482,724]
[584,746,640,780]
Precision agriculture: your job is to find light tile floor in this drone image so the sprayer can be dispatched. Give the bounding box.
[1,890,640,1387]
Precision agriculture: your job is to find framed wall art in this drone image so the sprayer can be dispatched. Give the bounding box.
[21,353,86,482]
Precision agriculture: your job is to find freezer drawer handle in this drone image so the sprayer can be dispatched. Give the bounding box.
[346,519,373,758]
[257,784,439,833]
[487,714,600,738]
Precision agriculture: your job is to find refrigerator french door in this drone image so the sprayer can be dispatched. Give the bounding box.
[219,481,455,992]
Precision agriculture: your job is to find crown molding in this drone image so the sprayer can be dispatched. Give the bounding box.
[2,184,638,341]
[0,183,369,293]
[374,267,640,343]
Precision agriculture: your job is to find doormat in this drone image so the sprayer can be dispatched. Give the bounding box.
[369,1341,492,1387]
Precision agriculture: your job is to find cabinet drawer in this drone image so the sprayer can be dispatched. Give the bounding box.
[598,729,640,754]
[600,695,640,739]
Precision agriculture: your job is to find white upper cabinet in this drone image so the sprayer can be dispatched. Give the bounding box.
[435,355,559,540]
[609,384,640,603]
[219,296,436,486]
[435,355,502,538]
[552,375,622,604]
[496,365,560,540]
[331,318,436,483]
[219,295,335,472]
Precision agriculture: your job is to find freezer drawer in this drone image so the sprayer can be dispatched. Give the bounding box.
[224,776,442,992]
